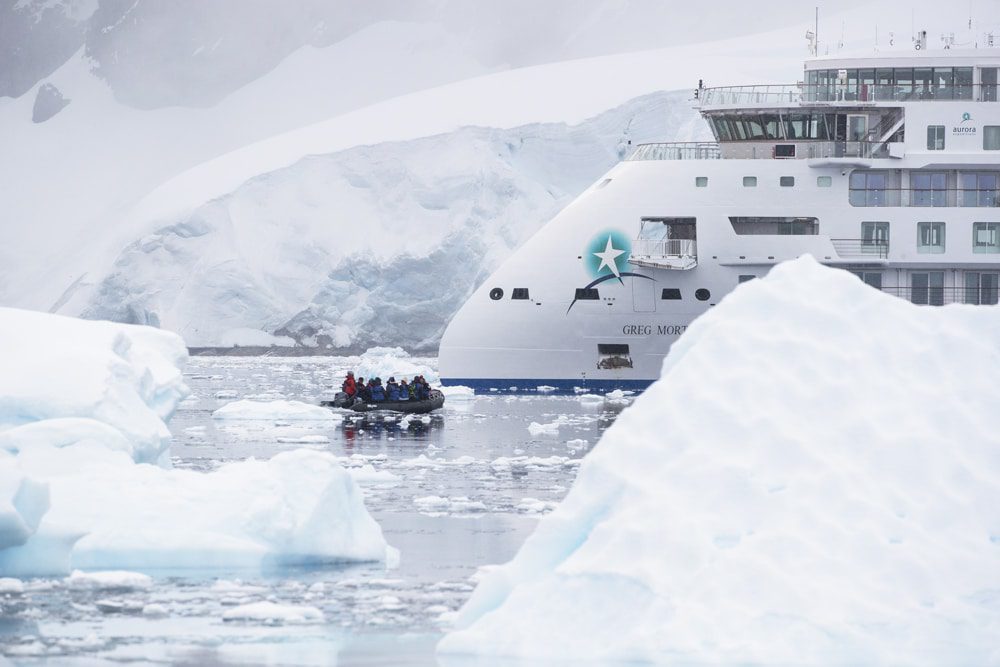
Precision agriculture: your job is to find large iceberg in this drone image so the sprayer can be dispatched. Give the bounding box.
[439,257,1000,665]
[0,307,394,575]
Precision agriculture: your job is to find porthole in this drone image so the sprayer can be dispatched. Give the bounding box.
[695,288,711,301]
[489,287,504,301]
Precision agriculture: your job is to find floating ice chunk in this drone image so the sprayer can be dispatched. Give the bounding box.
[222,601,323,624]
[275,435,330,444]
[214,390,239,399]
[565,439,588,452]
[348,465,400,484]
[96,597,145,614]
[441,257,1000,664]
[67,570,152,591]
[576,393,603,403]
[141,603,168,617]
[0,577,24,594]
[414,495,450,510]
[213,400,342,422]
[516,498,557,514]
[527,421,559,435]
[440,385,475,400]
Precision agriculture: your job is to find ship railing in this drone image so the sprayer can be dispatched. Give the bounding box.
[699,83,995,106]
[877,286,997,306]
[722,141,889,159]
[627,142,721,161]
[849,188,1000,207]
[832,238,889,259]
[631,238,697,258]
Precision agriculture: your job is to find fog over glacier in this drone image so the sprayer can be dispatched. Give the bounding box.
[0,0,963,347]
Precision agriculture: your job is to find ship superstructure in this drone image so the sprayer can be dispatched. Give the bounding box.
[440,47,1000,391]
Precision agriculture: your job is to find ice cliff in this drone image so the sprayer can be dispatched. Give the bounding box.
[439,257,1000,665]
[0,308,394,575]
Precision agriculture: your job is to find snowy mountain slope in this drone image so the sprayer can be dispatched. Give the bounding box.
[78,91,706,348]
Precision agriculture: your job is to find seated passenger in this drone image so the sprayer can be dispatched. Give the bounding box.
[398,379,409,401]
[342,371,357,397]
[357,377,369,402]
[387,377,400,401]
[370,378,386,402]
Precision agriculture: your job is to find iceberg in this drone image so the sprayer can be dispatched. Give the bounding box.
[0,308,394,575]
[439,258,1000,665]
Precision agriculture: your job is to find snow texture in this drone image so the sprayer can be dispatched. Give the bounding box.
[0,308,393,575]
[440,257,1000,665]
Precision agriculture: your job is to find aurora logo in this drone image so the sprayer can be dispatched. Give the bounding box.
[961,112,973,123]
[568,230,653,313]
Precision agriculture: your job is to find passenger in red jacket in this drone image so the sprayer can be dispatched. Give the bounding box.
[342,371,357,397]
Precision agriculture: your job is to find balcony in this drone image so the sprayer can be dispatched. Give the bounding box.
[832,238,890,260]
[628,239,697,270]
[627,142,721,161]
[698,83,995,108]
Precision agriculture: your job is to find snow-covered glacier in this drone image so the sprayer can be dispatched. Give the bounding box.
[0,308,394,575]
[438,257,1000,665]
[80,91,706,348]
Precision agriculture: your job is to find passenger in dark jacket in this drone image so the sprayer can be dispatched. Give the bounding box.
[398,379,409,401]
[387,377,400,401]
[357,377,369,402]
[370,378,386,402]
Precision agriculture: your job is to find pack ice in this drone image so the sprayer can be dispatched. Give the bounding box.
[0,307,394,575]
[439,257,1000,665]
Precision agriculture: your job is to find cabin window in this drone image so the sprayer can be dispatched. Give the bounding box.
[597,344,632,369]
[695,288,711,301]
[730,217,818,235]
[695,176,708,187]
[911,172,947,207]
[850,271,883,289]
[960,172,1000,206]
[965,272,999,305]
[984,126,1000,151]
[575,288,600,300]
[861,221,890,252]
[817,176,832,187]
[779,176,795,187]
[911,271,945,305]
[927,125,945,150]
[489,288,503,300]
[917,222,946,253]
[983,68,998,102]
[973,222,1000,253]
[511,288,530,300]
[738,275,756,283]
[661,288,682,300]
[742,176,757,187]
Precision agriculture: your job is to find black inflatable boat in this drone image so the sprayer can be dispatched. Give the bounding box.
[321,390,445,414]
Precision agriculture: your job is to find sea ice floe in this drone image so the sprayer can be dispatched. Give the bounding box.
[221,601,324,624]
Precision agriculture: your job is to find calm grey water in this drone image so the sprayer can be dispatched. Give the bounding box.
[0,356,634,666]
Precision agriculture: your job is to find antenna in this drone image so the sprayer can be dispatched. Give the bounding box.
[815,7,819,56]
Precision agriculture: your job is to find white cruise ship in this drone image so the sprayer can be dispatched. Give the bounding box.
[439,41,1000,392]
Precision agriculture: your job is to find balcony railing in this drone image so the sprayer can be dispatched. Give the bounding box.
[832,238,889,259]
[629,238,697,270]
[850,189,1000,207]
[699,83,996,107]
[627,143,721,161]
[878,286,998,306]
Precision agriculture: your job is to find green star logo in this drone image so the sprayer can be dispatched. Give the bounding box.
[585,231,631,279]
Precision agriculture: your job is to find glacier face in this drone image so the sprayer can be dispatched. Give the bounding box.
[80,91,707,349]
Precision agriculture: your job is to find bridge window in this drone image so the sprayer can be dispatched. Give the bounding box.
[511,288,530,300]
[575,288,600,300]
[984,68,998,102]
[927,125,945,150]
[955,68,974,100]
[730,217,818,235]
[973,222,1000,253]
[917,222,946,253]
